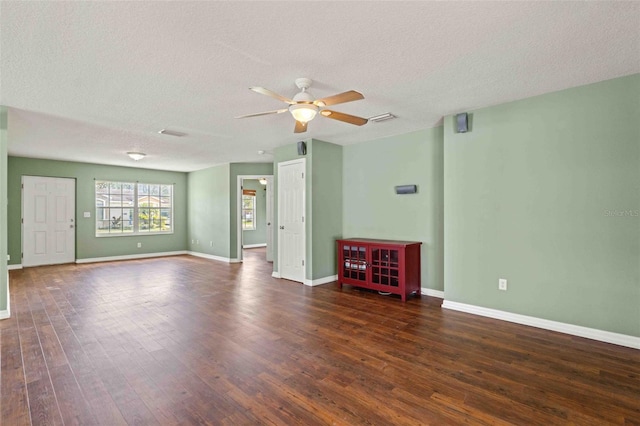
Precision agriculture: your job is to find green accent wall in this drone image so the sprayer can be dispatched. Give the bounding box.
[229,163,273,257]
[311,140,343,280]
[444,74,640,337]
[0,107,8,313]
[241,179,267,247]
[7,157,188,263]
[187,163,231,258]
[342,128,444,292]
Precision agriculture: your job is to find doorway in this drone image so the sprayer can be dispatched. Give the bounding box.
[22,176,76,267]
[236,175,274,263]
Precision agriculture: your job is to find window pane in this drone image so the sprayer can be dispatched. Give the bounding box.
[96,181,109,194]
[110,182,122,192]
[150,184,160,196]
[138,183,149,195]
[161,185,172,197]
[139,208,150,231]
[160,209,171,231]
[109,209,123,232]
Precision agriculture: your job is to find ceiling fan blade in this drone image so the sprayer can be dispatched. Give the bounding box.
[314,90,364,107]
[294,120,307,133]
[250,87,295,104]
[235,109,288,119]
[320,110,368,126]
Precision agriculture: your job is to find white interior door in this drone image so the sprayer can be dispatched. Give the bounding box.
[22,176,76,267]
[277,159,305,283]
[265,176,274,262]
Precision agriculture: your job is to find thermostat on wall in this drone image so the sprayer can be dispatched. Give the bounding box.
[83,211,91,218]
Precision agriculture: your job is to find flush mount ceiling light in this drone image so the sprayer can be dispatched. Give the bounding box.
[259,178,268,185]
[127,152,146,161]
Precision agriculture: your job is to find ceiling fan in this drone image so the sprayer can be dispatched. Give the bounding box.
[235,78,368,133]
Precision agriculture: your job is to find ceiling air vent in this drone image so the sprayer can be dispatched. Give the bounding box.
[158,129,187,137]
[368,113,396,123]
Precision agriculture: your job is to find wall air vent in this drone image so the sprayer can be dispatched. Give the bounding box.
[368,113,396,123]
[158,129,187,137]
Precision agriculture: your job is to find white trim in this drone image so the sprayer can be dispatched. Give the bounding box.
[243,243,267,248]
[188,251,240,263]
[304,274,337,287]
[8,264,23,270]
[272,271,281,278]
[76,251,187,264]
[421,288,444,298]
[1,272,10,319]
[442,300,640,350]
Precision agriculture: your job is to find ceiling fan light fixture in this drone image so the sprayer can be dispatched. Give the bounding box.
[289,103,318,123]
[127,152,146,161]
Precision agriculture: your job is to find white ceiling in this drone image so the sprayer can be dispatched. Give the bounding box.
[1,1,639,172]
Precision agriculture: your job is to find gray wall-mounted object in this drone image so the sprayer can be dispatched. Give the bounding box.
[456,113,468,133]
[395,184,417,194]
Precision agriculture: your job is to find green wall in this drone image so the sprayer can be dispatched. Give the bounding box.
[241,179,267,247]
[444,74,640,337]
[187,163,231,258]
[342,128,444,292]
[187,162,272,260]
[311,140,343,280]
[229,163,273,257]
[0,107,8,314]
[7,157,188,263]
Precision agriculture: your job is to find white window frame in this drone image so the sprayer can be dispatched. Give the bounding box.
[95,180,174,237]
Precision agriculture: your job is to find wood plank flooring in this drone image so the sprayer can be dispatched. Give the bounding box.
[1,248,639,425]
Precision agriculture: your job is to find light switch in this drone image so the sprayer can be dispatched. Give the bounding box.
[83,211,91,218]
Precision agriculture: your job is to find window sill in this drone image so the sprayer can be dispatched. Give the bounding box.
[95,231,174,238]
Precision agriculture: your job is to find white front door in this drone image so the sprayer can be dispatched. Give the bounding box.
[277,159,305,283]
[22,176,76,267]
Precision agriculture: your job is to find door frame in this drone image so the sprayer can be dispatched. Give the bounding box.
[276,158,306,283]
[21,175,77,267]
[236,174,274,262]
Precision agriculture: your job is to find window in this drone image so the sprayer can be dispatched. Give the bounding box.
[96,181,173,235]
[242,190,256,231]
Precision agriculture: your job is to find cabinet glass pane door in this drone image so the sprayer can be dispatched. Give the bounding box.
[371,248,400,287]
[343,245,367,282]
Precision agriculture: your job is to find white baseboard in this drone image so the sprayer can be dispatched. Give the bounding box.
[8,264,22,270]
[243,243,267,248]
[1,271,11,319]
[272,271,281,278]
[421,288,444,298]
[442,300,640,350]
[304,274,338,287]
[188,251,240,263]
[76,251,188,264]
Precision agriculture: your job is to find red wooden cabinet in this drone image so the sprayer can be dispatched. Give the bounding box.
[337,238,421,302]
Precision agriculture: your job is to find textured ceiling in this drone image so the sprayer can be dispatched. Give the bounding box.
[1,1,639,172]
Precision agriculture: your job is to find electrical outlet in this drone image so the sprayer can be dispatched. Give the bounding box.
[137,242,142,248]
[209,241,213,247]
[196,240,199,245]
[191,239,195,244]
[7,255,10,261]
[498,278,507,291]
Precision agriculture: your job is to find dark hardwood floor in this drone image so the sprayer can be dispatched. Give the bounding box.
[2,248,639,425]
